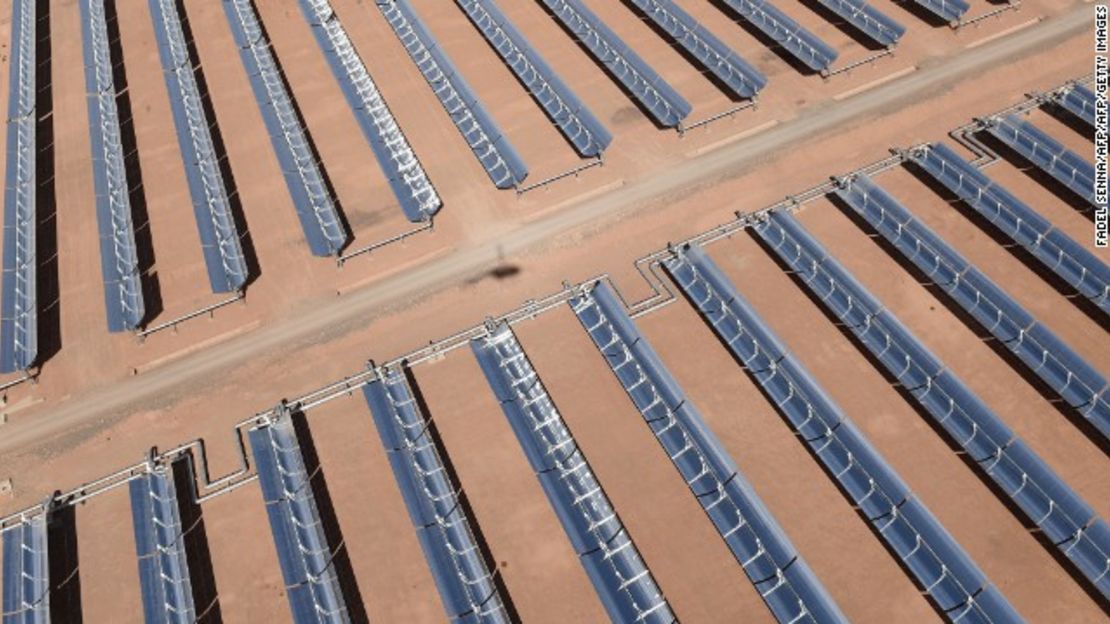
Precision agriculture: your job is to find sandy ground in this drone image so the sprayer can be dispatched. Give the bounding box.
[514,309,770,623]
[795,194,1109,504]
[704,231,1108,622]
[411,348,609,623]
[201,476,289,623]
[0,6,1095,453]
[284,398,444,623]
[70,485,145,621]
[0,0,1105,621]
[0,0,1076,397]
[631,298,941,622]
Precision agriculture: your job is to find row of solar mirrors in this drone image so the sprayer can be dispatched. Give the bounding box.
[376,0,973,189]
[1,0,995,362]
[4,196,1107,623]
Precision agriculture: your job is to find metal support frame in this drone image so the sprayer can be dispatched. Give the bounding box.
[0,371,35,394]
[954,0,1021,29]
[513,157,604,195]
[136,293,245,342]
[822,48,896,79]
[335,219,435,267]
[677,101,757,136]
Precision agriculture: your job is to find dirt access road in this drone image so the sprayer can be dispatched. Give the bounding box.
[0,5,1094,456]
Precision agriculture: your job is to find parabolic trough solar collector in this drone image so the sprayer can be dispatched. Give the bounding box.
[299,0,442,222]
[571,281,849,624]
[378,0,529,190]
[472,323,677,623]
[538,0,693,128]
[455,0,613,158]
[149,0,250,294]
[224,0,350,258]
[81,0,146,331]
[664,243,1023,622]
[1,0,39,373]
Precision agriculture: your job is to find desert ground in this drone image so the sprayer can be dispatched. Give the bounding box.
[0,0,1106,622]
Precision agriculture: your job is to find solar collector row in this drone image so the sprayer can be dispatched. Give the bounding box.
[1,515,49,623]
[129,461,196,624]
[363,367,511,623]
[625,0,766,99]
[911,0,969,25]
[148,0,250,295]
[249,411,349,624]
[298,0,441,223]
[377,0,528,190]
[538,0,692,128]
[664,244,1022,623]
[570,281,847,624]
[224,0,350,258]
[982,114,1097,206]
[455,0,611,158]
[754,211,1110,599]
[1055,84,1096,128]
[0,0,38,373]
[471,324,676,624]
[716,0,838,73]
[79,0,145,332]
[812,0,905,48]
[835,174,1109,442]
[907,142,1110,314]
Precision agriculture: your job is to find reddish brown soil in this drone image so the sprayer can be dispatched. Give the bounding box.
[633,297,941,622]
[706,230,1109,622]
[515,308,772,623]
[795,198,1110,519]
[0,0,1075,398]
[0,1,1104,621]
[411,348,610,623]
